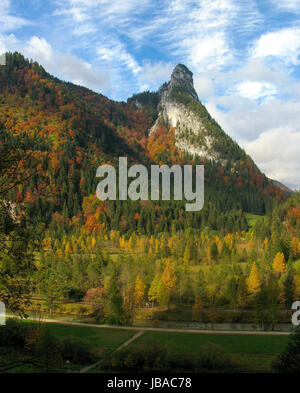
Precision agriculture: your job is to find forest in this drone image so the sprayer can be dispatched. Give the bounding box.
[0,52,299,332]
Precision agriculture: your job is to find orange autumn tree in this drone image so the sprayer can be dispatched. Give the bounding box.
[273,252,286,274]
[247,262,261,294]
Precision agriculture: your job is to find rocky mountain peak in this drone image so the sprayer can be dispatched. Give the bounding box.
[159,64,199,103]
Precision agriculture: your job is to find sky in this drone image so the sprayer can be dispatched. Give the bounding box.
[1,0,300,190]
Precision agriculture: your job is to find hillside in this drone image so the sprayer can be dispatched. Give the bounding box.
[0,52,286,236]
[1,52,300,334]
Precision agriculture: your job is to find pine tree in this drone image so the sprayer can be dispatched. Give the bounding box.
[284,269,295,307]
[192,295,204,321]
[105,267,123,325]
[237,274,248,309]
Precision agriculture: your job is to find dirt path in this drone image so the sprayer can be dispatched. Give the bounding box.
[4,314,291,335]
[115,330,144,351]
[79,359,102,373]
[79,331,144,373]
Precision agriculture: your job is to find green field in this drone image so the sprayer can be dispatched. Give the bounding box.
[132,331,289,354]
[0,320,136,373]
[22,320,136,352]
[1,320,291,373]
[245,213,264,230]
[123,330,290,372]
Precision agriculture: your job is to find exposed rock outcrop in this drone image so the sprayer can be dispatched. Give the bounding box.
[149,64,225,163]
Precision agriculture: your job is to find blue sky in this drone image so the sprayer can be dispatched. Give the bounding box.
[1,0,300,189]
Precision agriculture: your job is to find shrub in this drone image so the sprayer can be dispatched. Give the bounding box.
[102,342,240,372]
[66,287,85,302]
[0,319,28,347]
[272,327,300,373]
[59,336,96,364]
[194,343,241,372]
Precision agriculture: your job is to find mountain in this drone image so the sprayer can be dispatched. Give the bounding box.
[271,180,293,195]
[147,65,291,194]
[129,64,286,201]
[149,64,244,163]
[0,52,287,236]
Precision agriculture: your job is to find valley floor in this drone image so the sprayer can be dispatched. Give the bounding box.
[0,317,291,373]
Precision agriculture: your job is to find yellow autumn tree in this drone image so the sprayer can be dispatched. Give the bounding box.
[42,237,52,250]
[183,245,191,264]
[291,237,300,259]
[215,235,223,254]
[161,259,177,290]
[128,234,136,251]
[91,237,96,249]
[65,241,71,255]
[224,233,234,250]
[160,259,177,308]
[148,273,160,306]
[133,275,145,307]
[247,262,261,294]
[264,237,269,250]
[273,252,286,274]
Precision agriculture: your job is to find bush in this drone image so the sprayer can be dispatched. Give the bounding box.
[194,343,241,372]
[272,327,300,373]
[59,336,96,364]
[66,288,85,302]
[0,319,28,347]
[102,342,240,373]
[0,320,96,367]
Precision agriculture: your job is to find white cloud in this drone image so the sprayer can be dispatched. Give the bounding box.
[25,36,52,61]
[233,81,277,101]
[204,91,300,190]
[0,0,29,33]
[0,32,18,54]
[22,36,111,91]
[160,0,238,71]
[252,28,300,65]
[97,44,141,76]
[207,95,300,141]
[194,75,215,100]
[270,0,300,13]
[56,0,152,36]
[184,32,231,70]
[245,127,300,189]
[137,61,174,91]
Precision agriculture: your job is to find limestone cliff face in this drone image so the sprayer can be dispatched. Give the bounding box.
[150,64,226,163]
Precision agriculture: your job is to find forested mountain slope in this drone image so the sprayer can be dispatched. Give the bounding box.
[0,53,286,236]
